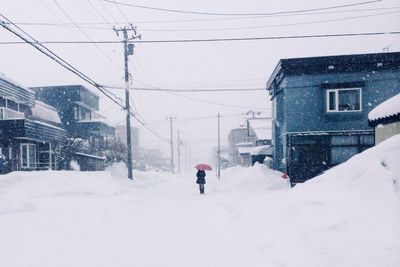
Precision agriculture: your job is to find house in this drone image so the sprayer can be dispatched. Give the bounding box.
[266,52,400,185]
[115,125,140,161]
[228,127,251,165]
[368,93,400,144]
[0,74,66,171]
[32,85,116,171]
[235,141,253,166]
[247,118,273,165]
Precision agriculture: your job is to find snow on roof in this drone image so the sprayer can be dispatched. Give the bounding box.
[368,93,400,121]
[248,119,272,140]
[31,100,61,124]
[250,145,272,156]
[237,146,252,154]
[75,152,106,160]
[235,142,253,147]
[0,72,35,94]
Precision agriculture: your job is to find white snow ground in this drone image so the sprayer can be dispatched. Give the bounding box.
[0,136,400,267]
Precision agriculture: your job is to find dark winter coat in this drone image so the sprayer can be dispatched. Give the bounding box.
[196,170,206,184]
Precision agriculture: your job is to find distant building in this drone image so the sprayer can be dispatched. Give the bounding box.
[115,125,140,161]
[235,141,253,166]
[0,74,66,171]
[247,118,273,165]
[247,118,272,146]
[369,93,400,144]
[32,85,116,170]
[266,52,400,185]
[228,127,251,165]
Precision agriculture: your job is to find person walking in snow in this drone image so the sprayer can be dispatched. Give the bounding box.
[196,169,206,194]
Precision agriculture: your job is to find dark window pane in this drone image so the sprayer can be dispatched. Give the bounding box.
[329,91,336,110]
[338,89,360,111]
[331,146,358,164]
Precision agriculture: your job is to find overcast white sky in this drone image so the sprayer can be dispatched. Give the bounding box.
[1,0,400,166]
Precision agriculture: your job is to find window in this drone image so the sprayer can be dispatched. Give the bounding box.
[326,88,361,112]
[20,144,36,168]
[74,106,79,120]
[331,146,358,164]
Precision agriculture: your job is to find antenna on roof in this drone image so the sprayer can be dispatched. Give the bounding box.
[382,43,393,53]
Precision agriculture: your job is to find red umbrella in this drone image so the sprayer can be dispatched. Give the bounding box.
[195,163,212,171]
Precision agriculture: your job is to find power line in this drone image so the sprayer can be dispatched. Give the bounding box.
[163,91,269,111]
[102,0,382,16]
[52,0,123,71]
[11,6,400,25]
[1,31,399,45]
[139,10,400,32]
[0,13,125,110]
[11,9,400,32]
[104,85,266,92]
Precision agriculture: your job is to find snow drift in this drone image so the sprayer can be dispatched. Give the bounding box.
[0,135,399,267]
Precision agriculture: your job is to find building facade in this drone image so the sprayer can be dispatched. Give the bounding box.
[266,52,400,185]
[228,127,251,165]
[0,75,66,172]
[33,85,116,170]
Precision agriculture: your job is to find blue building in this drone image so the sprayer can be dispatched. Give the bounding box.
[32,85,116,170]
[0,74,66,171]
[266,52,400,185]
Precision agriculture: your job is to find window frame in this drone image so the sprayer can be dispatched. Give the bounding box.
[326,87,362,113]
[20,143,37,169]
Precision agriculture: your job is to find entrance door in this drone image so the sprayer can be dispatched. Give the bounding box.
[288,136,330,183]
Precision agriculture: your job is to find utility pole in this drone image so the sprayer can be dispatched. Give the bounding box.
[177,130,181,173]
[185,141,188,173]
[114,24,141,179]
[217,113,221,179]
[167,116,176,173]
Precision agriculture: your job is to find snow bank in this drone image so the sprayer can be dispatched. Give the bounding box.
[216,163,289,192]
[0,137,399,267]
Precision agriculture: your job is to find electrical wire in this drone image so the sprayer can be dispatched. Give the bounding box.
[1,31,399,45]
[11,6,400,25]
[52,0,123,71]
[0,14,125,109]
[102,0,382,16]
[11,9,400,32]
[104,85,266,92]
[139,10,400,32]
[163,91,269,111]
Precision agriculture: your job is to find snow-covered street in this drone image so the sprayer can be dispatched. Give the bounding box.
[1,136,400,267]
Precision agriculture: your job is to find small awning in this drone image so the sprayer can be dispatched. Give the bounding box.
[250,145,272,156]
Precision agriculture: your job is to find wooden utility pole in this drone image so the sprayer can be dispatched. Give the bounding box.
[167,116,175,173]
[113,25,140,179]
[217,113,221,179]
[177,130,181,173]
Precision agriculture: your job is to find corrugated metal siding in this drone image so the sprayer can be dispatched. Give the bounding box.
[0,119,65,143]
[0,79,35,107]
[24,120,66,143]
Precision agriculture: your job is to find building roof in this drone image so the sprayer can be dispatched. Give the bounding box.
[266,52,400,93]
[368,93,400,122]
[0,73,35,95]
[32,84,100,97]
[248,118,272,140]
[0,73,35,107]
[237,146,252,154]
[31,100,61,124]
[235,142,253,147]
[250,145,272,156]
